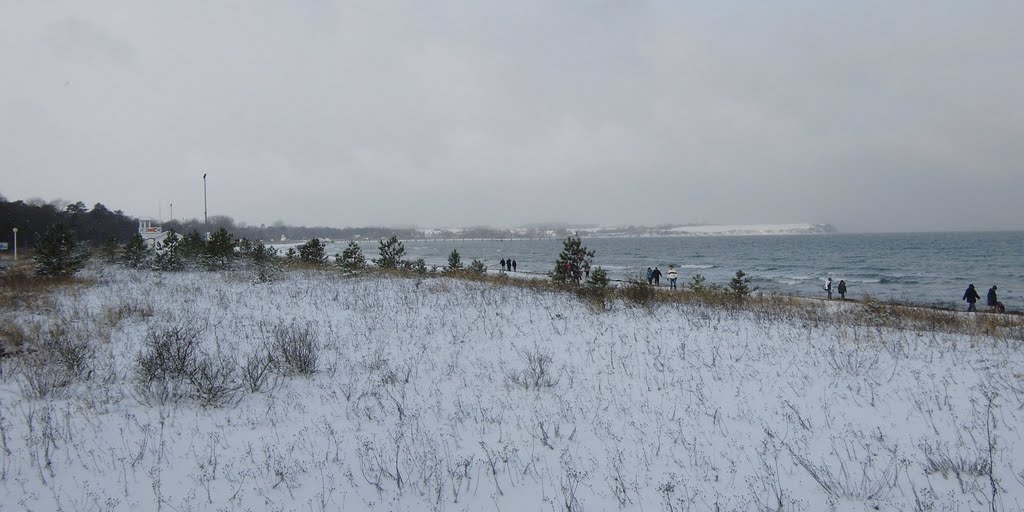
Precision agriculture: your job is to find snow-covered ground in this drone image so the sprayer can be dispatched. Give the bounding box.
[1,266,1023,511]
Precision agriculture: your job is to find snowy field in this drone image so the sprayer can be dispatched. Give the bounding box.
[2,266,1024,511]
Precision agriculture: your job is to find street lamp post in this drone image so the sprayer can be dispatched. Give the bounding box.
[203,173,208,239]
[12,228,17,262]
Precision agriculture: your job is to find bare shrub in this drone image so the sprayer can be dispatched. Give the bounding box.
[18,355,71,400]
[134,317,203,404]
[188,353,242,407]
[41,326,95,379]
[136,320,202,383]
[271,321,320,375]
[241,349,275,392]
[508,346,559,390]
[16,319,96,399]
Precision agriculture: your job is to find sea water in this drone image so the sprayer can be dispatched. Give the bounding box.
[325,231,1024,309]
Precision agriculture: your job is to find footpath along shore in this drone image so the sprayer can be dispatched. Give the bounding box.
[484,266,1023,316]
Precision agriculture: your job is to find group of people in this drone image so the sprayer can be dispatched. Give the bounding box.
[823,277,848,300]
[499,258,517,272]
[645,266,680,289]
[962,284,1004,313]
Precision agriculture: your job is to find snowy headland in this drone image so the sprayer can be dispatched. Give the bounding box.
[1,266,1022,511]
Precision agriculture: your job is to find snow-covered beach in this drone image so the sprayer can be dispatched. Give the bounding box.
[2,265,1023,511]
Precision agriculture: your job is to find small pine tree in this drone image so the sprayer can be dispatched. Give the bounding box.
[446,249,463,272]
[337,242,366,273]
[98,235,120,263]
[180,230,206,262]
[726,270,756,300]
[585,266,609,288]
[406,258,428,274]
[34,223,91,277]
[153,231,185,271]
[250,240,279,282]
[285,247,297,260]
[689,273,707,292]
[552,235,595,284]
[121,233,149,268]
[204,228,237,270]
[237,238,254,256]
[468,259,487,275]
[579,266,611,310]
[298,238,327,265]
[374,236,406,269]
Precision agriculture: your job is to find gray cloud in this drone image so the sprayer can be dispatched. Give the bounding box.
[2,0,1022,232]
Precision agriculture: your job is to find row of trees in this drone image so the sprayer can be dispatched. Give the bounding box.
[27,221,757,302]
[0,198,137,249]
[292,236,487,276]
[0,196,423,251]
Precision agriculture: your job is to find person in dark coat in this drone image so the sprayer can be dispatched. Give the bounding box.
[823,277,833,300]
[511,259,517,272]
[500,258,506,271]
[837,280,847,300]
[987,285,998,312]
[651,267,662,286]
[963,284,981,312]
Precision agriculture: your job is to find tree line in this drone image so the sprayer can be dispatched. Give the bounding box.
[0,196,422,249]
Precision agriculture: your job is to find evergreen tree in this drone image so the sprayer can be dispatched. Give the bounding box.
[98,235,120,263]
[374,236,406,269]
[298,238,327,265]
[726,270,756,300]
[468,259,487,275]
[689,273,708,292]
[585,266,609,288]
[551,235,595,284]
[204,227,237,270]
[336,242,366,273]
[446,249,463,272]
[34,223,91,277]
[285,247,297,260]
[121,233,149,268]
[250,240,279,282]
[153,231,185,271]
[406,258,428,274]
[180,230,206,262]
[237,237,254,256]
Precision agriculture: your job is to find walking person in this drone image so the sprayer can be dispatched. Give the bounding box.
[823,277,833,300]
[667,265,679,290]
[963,284,981,312]
[500,258,506,272]
[652,267,662,286]
[511,259,517,272]
[583,261,590,279]
[837,280,847,300]
[646,267,653,285]
[987,285,998,312]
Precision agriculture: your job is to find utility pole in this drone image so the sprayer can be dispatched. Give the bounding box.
[170,202,173,222]
[203,173,208,239]
[12,228,17,262]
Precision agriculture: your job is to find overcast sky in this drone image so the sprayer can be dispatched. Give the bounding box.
[2,1,1022,233]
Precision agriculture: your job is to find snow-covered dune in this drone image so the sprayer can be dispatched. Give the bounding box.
[1,267,1020,510]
